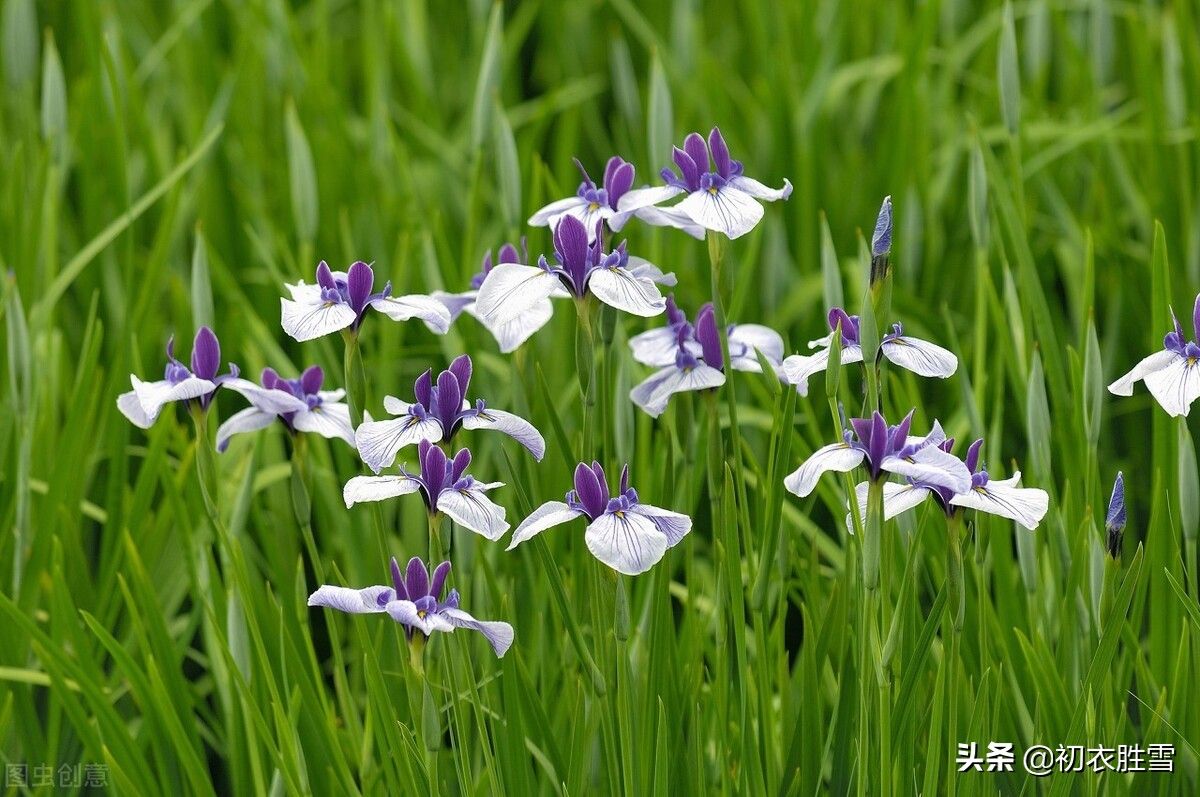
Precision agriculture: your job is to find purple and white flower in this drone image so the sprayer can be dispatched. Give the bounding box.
[528,156,703,242]
[507,462,691,575]
[474,215,675,327]
[354,354,544,473]
[344,440,508,540]
[308,556,513,657]
[847,438,1050,532]
[784,410,971,499]
[1108,295,1200,416]
[430,242,557,353]
[117,327,239,428]
[216,365,354,452]
[781,308,958,395]
[281,260,451,342]
[617,127,791,240]
[629,298,785,417]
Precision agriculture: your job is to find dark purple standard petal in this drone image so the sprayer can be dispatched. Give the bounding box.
[964,439,984,474]
[433,370,463,432]
[573,462,609,519]
[827,307,860,345]
[682,132,709,175]
[708,127,732,178]
[405,557,430,599]
[665,295,687,327]
[554,215,590,271]
[418,440,448,501]
[887,410,914,451]
[390,557,409,601]
[497,242,522,264]
[190,327,221,380]
[414,370,433,411]
[693,303,724,369]
[671,147,701,192]
[619,464,630,495]
[605,157,635,207]
[448,355,473,399]
[346,261,375,315]
[300,365,324,395]
[429,561,451,600]
[450,448,472,483]
[1193,294,1200,343]
[316,261,337,290]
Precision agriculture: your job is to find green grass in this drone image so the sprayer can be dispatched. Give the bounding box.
[2,0,1200,793]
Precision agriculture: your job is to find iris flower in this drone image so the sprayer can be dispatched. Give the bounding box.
[344,440,508,541]
[216,365,353,452]
[782,308,958,395]
[617,127,791,240]
[1108,295,1200,416]
[528,156,703,242]
[117,327,239,428]
[785,410,971,499]
[629,298,785,417]
[508,462,691,575]
[354,354,544,473]
[281,260,451,342]
[308,556,513,657]
[429,242,557,353]
[473,214,676,327]
[846,438,1050,531]
[1105,472,1125,558]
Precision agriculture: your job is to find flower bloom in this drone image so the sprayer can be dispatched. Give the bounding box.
[344,440,508,540]
[216,365,353,452]
[354,354,544,473]
[784,410,971,499]
[781,308,958,395]
[308,556,513,657]
[617,127,791,239]
[528,156,703,241]
[629,297,784,417]
[1108,295,1200,416]
[473,214,675,327]
[430,242,556,352]
[1106,471,1126,558]
[281,260,451,342]
[847,437,1050,531]
[117,327,238,428]
[507,462,691,575]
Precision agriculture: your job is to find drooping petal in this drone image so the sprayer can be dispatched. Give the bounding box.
[131,375,218,422]
[292,402,356,446]
[616,184,685,213]
[430,290,477,323]
[676,186,765,239]
[630,204,706,238]
[629,327,686,367]
[216,407,277,452]
[280,295,357,341]
[528,196,588,227]
[584,511,671,575]
[385,600,456,635]
[1108,349,1178,396]
[1142,355,1200,417]
[221,377,309,415]
[626,503,692,546]
[343,475,422,507]
[369,294,453,333]
[949,473,1050,531]
[383,395,411,415]
[881,336,958,378]
[587,267,667,317]
[507,501,585,549]
[436,486,509,541]
[460,408,546,460]
[307,585,393,614]
[474,264,562,327]
[439,607,515,657]
[781,345,865,396]
[783,442,866,498]
[846,481,934,534]
[354,415,445,473]
[881,446,972,495]
[624,257,678,287]
[729,324,785,370]
[466,298,554,353]
[726,175,793,202]
[630,364,726,418]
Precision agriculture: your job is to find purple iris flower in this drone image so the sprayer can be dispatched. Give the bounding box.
[216,365,354,452]
[429,241,556,353]
[1109,293,1200,416]
[629,299,786,417]
[308,556,513,657]
[473,215,676,327]
[281,260,451,342]
[117,327,239,428]
[343,439,508,540]
[617,127,791,240]
[785,410,971,499]
[1106,472,1125,558]
[846,437,1050,532]
[354,354,544,473]
[872,196,894,258]
[507,462,691,575]
[782,307,958,395]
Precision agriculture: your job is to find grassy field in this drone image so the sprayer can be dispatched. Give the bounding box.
[2,0,1200,794]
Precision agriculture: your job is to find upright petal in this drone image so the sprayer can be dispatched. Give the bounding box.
[474,264,561,327]
[346,262,375,313]
[190,327,221,380]
[881,336,958,378]
[369,294,453,333]
[584,511,671,575]
[292,402,356,446]
[587,267,666,317]
[677,186,765,239]
[1142,356,1200,417]
[437,486,510,541]
[949,473,1050,531]
[1107,349,1178,396]
[307,585,393,614]
[783,443,866,498]
[355,415,444,473]
[460,408,546,460]
[626,503,692,546]
[507,501,585,549]
[281,295,357,341]
[343,475,422,507]
[439,607,515,657]
[117,390,154,428]
[216,407,277,452]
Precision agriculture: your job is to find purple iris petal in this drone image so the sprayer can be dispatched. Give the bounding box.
[316,261,337,290]
[682,132,709,176]
[433,370,463,433]
[709,127,732,179]
[414,370,433,409]
[872,196,893,258]
[448,354,473,399]
[300,365,324,395]
[671,147,701,192]
[429,560,451,600]
[572,462,609,519]
[405,557,430,599]
[827,308,860,346]
[389,557,409,600]
[964,439,984,474]
[665,295,687,328]
[605,157,635,206]
[347,261,375,315]
[694,303,724,368]
[190,327,221,381]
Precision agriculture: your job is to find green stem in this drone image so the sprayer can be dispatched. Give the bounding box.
[427,512,447,563]
[947,513,965,632]
[575,298,597,457]
[342,330,367,428]
[864,478,883,591]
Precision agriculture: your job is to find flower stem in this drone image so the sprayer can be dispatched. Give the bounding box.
[864,478,883,591]
[575,298,597,457]
[947,513,965,631]
[427,512,447,563]
[342,330,367,428]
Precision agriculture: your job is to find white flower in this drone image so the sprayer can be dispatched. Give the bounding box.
[216,366,354,452]
[1108,298,1200,417]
